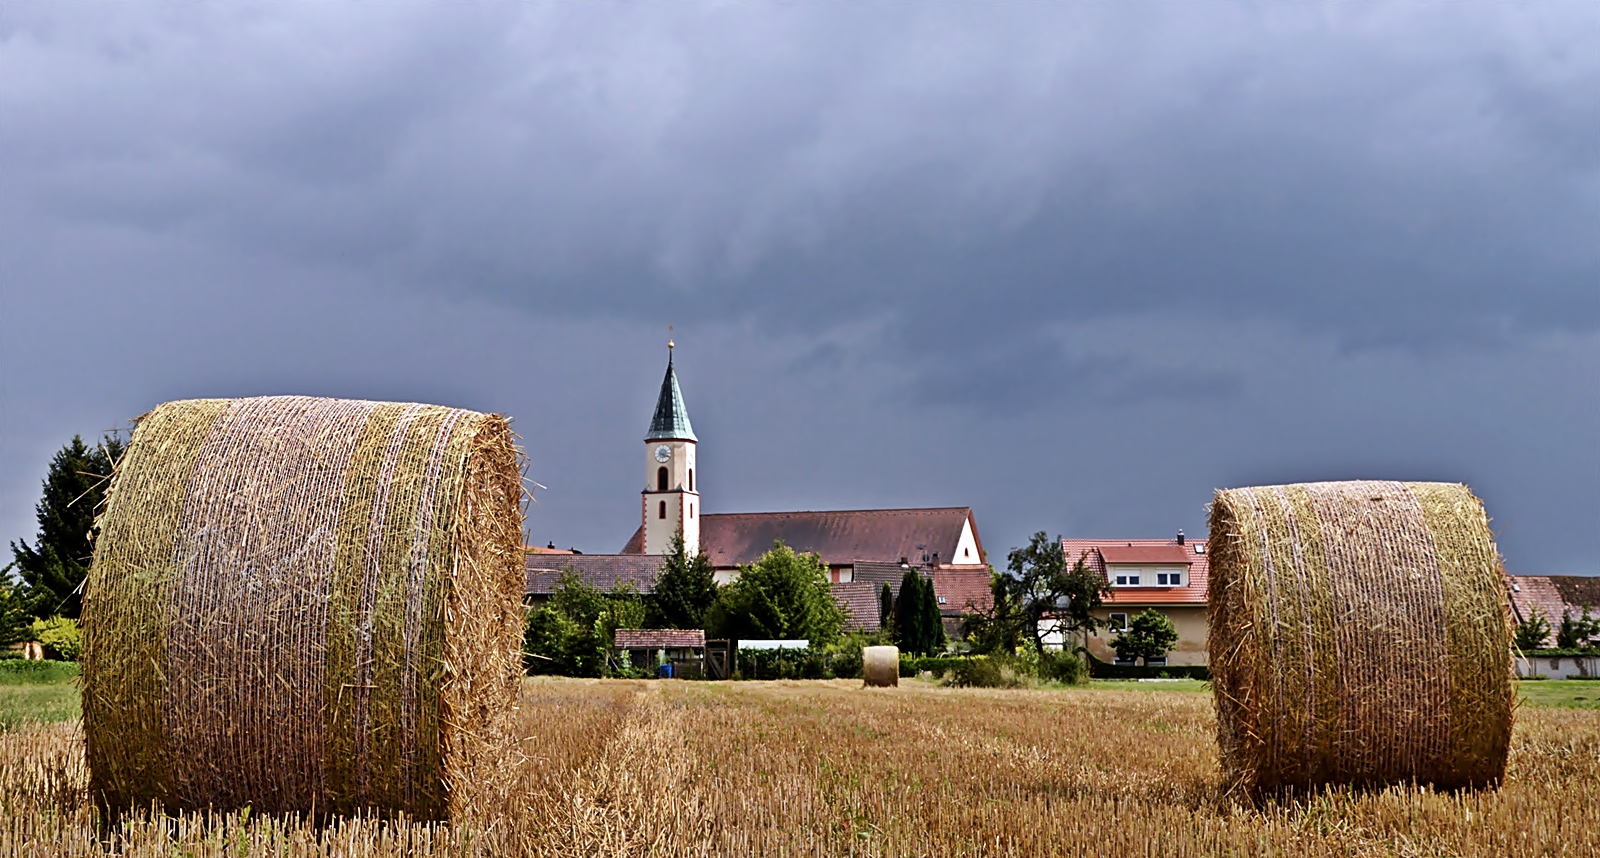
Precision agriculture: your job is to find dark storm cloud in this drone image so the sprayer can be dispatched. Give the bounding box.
[2,2,1596,573]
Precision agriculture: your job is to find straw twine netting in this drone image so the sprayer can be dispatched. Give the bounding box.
[1207,480,1514,795]
[862,646,899,688]
[80,396,525,820]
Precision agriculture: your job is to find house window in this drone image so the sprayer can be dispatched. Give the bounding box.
[1114,574,1141,586]
[1157,572,1183,586]
[688,469,694,491]
[964,547,970,558]
[657,467,669,491]
[1109,612,1129,632]
[658,500,666,519]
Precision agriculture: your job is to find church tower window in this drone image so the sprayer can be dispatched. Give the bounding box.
[657,467,669,491]
[688,469,694,491]
[658,500,666,519]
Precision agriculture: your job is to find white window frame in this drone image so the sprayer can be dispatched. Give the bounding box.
[1108,612,1129,632]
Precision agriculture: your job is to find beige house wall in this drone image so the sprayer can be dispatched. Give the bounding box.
[1083,604,1209,666]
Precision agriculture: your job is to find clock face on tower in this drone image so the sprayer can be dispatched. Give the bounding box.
[654,445,672,463]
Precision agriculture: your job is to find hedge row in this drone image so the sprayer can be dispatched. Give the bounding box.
[1084,652,1209,680]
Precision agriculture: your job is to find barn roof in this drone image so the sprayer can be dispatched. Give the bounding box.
[623,507,981,568]
[525,554,662,597]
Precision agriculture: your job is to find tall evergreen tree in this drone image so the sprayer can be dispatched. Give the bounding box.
[651,529,718,629]
[920,572,946,655]
[10,434,124,620]
[878,582,894,631]
[892,570,945,656]
[0,572,31,646]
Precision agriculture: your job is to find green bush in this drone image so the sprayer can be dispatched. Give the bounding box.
[0,659,79,684]
[1037,648,1088,684]
[1084,651,1210,680]
[30,617,81,662]
[737,648,829,680]
[940,655,1029,689]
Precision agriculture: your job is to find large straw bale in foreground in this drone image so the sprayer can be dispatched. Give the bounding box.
[81,396,525,819]
[1207,480,1514,794]
[862,646,899,687]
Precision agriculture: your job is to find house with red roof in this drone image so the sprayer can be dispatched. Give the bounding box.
[1059,533,1210,666]
[1507,574,1600,647]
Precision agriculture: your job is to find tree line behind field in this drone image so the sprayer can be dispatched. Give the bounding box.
[523,530,1182,679]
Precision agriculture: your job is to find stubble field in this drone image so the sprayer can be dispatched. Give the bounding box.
[2,677,1599,856]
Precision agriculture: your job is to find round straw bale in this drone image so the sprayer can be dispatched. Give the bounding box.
[862,645,900,687]
[1207,480,1514,794]
[81,396,525,820]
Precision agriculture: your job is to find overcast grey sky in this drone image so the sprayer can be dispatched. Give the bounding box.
[2,2,1596,574]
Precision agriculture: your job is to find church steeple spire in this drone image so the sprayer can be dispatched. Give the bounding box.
[641,341,699,556]
[646,344,696,442]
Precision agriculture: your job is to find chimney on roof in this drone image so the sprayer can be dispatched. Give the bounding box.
[547,541,556,549]
[1177,530,1185,545]
[571,548,583,555]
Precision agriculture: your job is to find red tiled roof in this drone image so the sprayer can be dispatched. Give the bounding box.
[934,565,993,616]
[622,507,984,568]
[832,582,884,632]
[1098,545,1192,565]
[1061,537,1210,606]
[615,629,705,649]
[1508,575,1600,648]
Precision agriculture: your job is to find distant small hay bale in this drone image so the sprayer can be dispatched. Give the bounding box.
[81,396,525,820]
[862,646,899,687]
[1207,480,1514,795]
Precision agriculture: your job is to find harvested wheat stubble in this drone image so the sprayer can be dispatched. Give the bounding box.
[862,646,899,688]
[1207,480,1514,795]
[80,396,525,820]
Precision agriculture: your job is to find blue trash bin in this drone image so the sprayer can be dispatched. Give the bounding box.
[658,663,674,679]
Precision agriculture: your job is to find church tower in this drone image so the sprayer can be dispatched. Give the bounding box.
[641,343,699,556]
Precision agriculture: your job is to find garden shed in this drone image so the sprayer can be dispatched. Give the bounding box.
[615,629,706,677]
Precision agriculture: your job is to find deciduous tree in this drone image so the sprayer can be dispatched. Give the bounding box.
[1005,532,1110,653]
[705,540,844,645]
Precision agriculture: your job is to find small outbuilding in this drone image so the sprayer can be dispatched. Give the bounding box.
[614,629,707,678]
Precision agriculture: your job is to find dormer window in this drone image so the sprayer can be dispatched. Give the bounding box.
[1110,566,1185,587]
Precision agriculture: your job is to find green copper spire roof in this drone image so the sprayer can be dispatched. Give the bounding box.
[646,354,696,442]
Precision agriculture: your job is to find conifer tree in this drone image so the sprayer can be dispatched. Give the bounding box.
[9,434,124,620]
[652,529,718,629]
